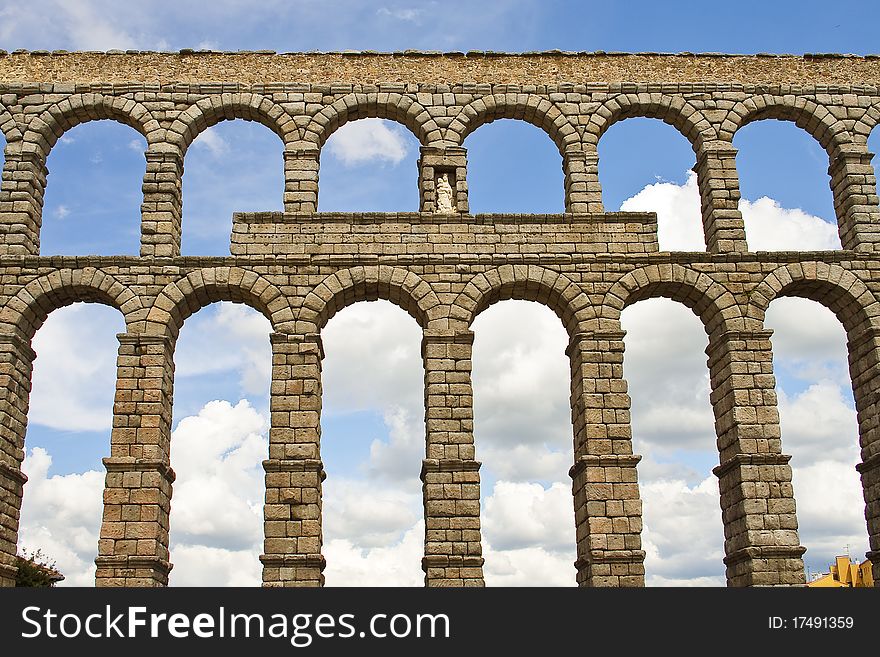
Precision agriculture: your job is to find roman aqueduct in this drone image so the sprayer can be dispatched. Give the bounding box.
[0,51,878,587]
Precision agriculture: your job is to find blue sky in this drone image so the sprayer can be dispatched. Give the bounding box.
[2,0,874,586]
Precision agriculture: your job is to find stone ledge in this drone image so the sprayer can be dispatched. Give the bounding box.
[421,459,482,480]
[722,545,807,567]
[575,549,646,568]
[259,553,326,570]
[262,458,325,474]
[856,452,880,475]
[0,460,28,485]
[569,454,642,479]
[95,554,173,575]
[713,453,792,479]
[421,555,485,568]
[102,457,176,484]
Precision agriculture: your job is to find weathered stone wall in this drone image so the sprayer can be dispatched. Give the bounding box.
[0,52,878,588]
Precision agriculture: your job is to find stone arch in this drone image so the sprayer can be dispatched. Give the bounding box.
[145,267,293,338]
[299,266,443,332]
[586,94,715,151]
[0,102,22,143]
[0,268,141,340]
[169,93,298,155]
[304,93,439,148]
[722,95,853,156]
[746,263,880,336]
[601,264,743,335]
[448,94,579,154]
[21,94,162,155]
[451,265,593,335]
[851,101,880,144]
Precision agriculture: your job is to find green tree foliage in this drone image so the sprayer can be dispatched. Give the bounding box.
[15,549,64,587]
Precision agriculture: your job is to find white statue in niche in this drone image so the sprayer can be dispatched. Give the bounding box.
[435,172,455,212]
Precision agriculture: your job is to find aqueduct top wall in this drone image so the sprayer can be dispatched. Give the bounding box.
[0,51,878,588]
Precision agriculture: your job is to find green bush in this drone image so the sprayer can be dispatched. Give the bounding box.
[15,549,64,587]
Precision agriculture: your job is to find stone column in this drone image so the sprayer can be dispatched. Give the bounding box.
[828,144,880,252]
[0,329,36,586]
[260,332,325,587]
[418,146,468,213]
[706,328,806,586]
[563,146,601,213]
[421,329,484,586]
[0,147,48,255]
[846,325,880,585]
[283,145,320,213]
[140,147,183,258]
[566,329,644,587]
[693,142,748,253]
[95,333,176,587]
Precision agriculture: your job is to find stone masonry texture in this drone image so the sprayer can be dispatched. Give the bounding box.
[0,51,878,587]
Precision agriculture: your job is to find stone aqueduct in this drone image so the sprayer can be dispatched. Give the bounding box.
[0,50,878,588]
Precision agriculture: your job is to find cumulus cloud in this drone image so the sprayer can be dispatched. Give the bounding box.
[168,400,267,556]
[620,171,840,251]
[18,447,104,587]
[324,522,425,587]
[29,304,124,432]
[191,127,230,158]
[174,302,272,399]
[326,119,411,166]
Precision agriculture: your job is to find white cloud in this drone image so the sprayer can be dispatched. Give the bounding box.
[169,400,267,555]
[323,476,420,549]
[324,521,425,586]
[326,118,411,167]
[29,304,124,432]
[322,300,423,415]
[620,171,840,251]
[18,447,104,587]
[376,7,423,22]
[641,476,726,585]
[53,204,70,219]
[175,302,272,398]
[191,127,230,158]
[127,138,145,153]
[482,481,573,553]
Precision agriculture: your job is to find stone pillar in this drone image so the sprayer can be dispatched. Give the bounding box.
[418,146,468,213]
[140,147,183,258]
[828,144,880,252]
[566,329,644,587]
[846,325,880,585]
[96,333,176,587]
[260,332,326,587]
[283,145,320,213]
[421,329,484,586]
[0,329,36,586]
[693,142,748,253]
[706,329,805,586]
[564,147,601,213]
[0,147,48,255]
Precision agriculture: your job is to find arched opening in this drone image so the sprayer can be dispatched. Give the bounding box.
[620,299,725,586]
[167,302,272,586]
[765,297,869,578]
[181,121,284,256]
[734,121,840,250]
[598,118,702,250]
[320,300,424,586]
[41,121,146,255]
[868,127,880,212]
[318,119,420,212]
[472,300,575,586]
[465,119,563,214]
[17,303,125,586]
